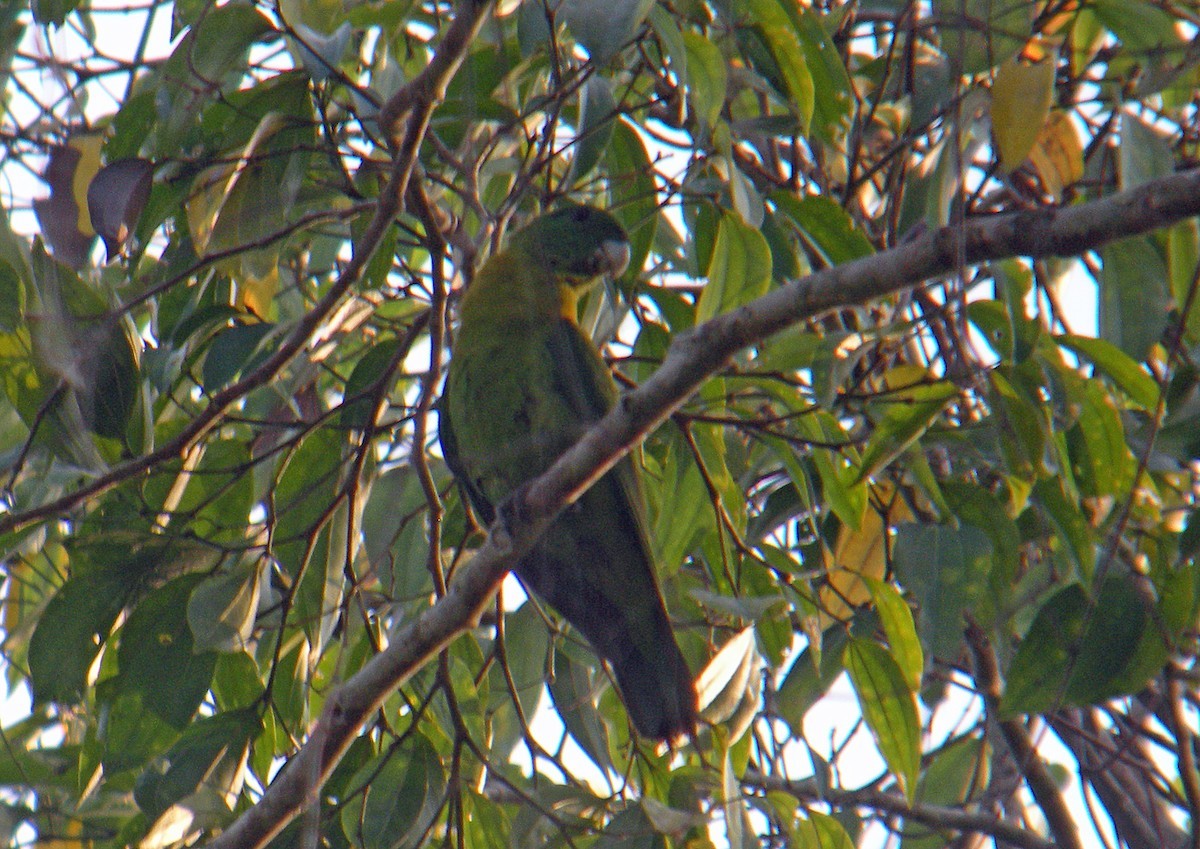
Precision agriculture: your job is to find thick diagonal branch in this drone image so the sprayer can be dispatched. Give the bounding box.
[205,168,1200,848]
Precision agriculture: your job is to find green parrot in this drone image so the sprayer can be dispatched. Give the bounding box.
[439,205,697,743]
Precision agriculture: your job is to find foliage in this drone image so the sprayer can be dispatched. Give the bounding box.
[1,1,1199,848]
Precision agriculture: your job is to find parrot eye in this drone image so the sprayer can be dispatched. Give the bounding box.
[571,206,590,223]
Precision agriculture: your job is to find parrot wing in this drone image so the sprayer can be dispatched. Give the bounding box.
[438,392,495,526]
[513,318,696,742]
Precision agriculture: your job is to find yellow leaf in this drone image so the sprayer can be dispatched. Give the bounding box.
[822,483,914,626]
[1028,110,1084,199]
[991,55,1056,173]
[67,134,104,237]
[237,265,279,320]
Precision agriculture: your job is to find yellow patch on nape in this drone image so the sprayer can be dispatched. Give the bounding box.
[558,282,580,322]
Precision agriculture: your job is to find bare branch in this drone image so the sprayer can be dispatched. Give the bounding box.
[966,622,1084,849]
[745,768,1058,849]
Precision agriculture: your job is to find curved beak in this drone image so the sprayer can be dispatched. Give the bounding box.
[599,239,632,278]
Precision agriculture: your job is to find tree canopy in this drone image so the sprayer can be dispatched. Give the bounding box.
[2,1,1200,848]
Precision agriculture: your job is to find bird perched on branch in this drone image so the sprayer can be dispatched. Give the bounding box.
[439,205,697,743]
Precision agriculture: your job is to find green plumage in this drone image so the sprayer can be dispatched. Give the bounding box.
[440,206,697,742]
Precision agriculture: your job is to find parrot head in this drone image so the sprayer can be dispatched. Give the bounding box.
[509,205,631,286]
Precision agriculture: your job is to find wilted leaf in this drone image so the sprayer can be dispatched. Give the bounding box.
[696,626,759,724]
[1029,110,1084,198]
[87,157,154,259]
[34,140,102,267]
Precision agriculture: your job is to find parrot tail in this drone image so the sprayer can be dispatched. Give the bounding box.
[608,636,698,744]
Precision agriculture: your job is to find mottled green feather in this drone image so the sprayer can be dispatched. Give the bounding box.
[440,206,697,742]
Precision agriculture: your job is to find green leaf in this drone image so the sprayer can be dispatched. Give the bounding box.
[794,810,855,849]
[770,193,874,266]
[892,523,992,663]
[157,4,277,152]
[857,379,957,483]
[681,30,726,128]
[697,212,772,323]
[1001,576,1166,716]
[561,0,655,65]
[488,602,549,759]
[1057,333,1160,409]
[549,642,614,777]
[273,425,345,588]
[340,337,402,429]
[344,733,446,849]
[998,583,1086,717]
[652,430,712,573]
[844,638,921,803]
[547,645,613,775]
[721,750,756,849]
[933,0,1032,74]
[1067,576,1166,703]
[1092,0,1183,54]
[1032,476,1096,579]
[96,686,180,773]
[187,560,263,653]
[794,409,867,531]
[118,574,218,727]
[269,634,310,742]
[776,628,849,732]
[133,708,260,818]
[595,805,671,849]
[88,319,140,441]
[211,652,265,711]
[916,735,987,814]
[147,439,255,543]
[31,0,82,26]
[1167,220,1200,343]
[202,322,276,392]
[288,21,352,82]
[865,579,923,691]
[941,482,1020,592]
[1120,110,1174,190]
[988,368,1048,478]
[605,119,658,283]
[730,0,814,129]
[790,6,854,142]
[0,258,25,333]
[1100,235,1171,361]
[29,568,132,704]
[568,76,618,187]
[1066,378,1136,498]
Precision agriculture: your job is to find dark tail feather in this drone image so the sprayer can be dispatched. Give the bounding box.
[609,638,697,743]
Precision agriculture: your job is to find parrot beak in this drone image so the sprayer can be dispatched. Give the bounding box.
[599,239,631,278]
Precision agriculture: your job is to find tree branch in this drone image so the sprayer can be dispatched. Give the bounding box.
[204,166,1200,847]
[966,622,1084,849]
[744,768,1058,849]
[0,0,497,538]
